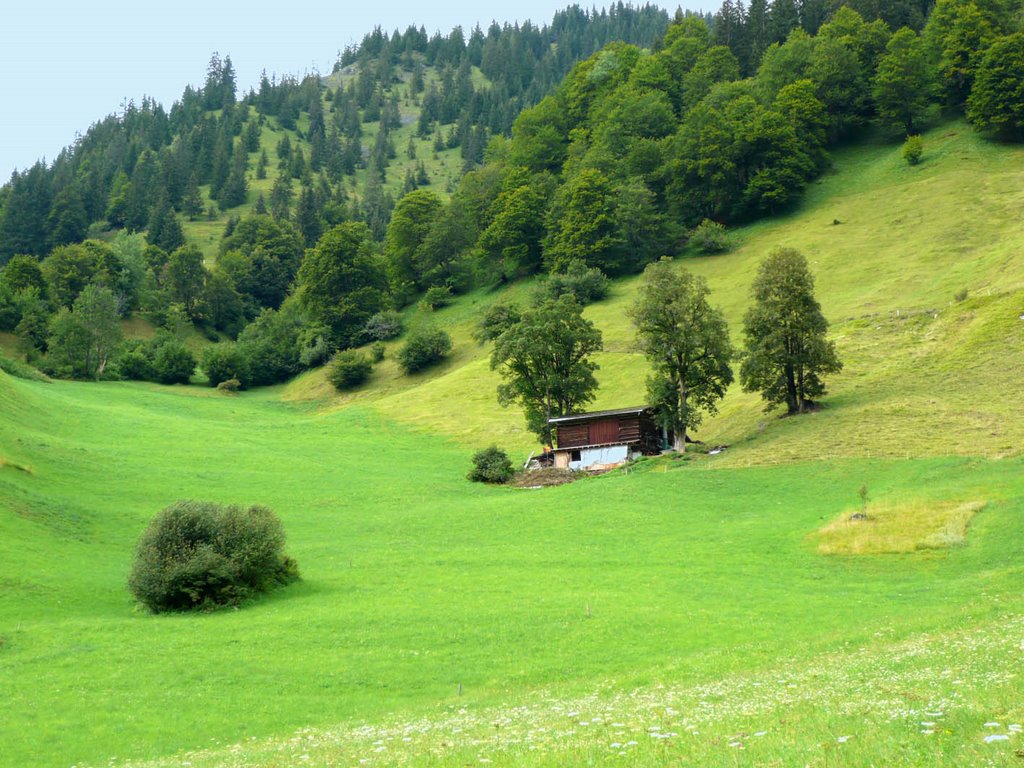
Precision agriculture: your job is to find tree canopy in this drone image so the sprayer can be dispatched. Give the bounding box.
[629,258,734,451]
[490,294,603,447]
[740,248,842,415]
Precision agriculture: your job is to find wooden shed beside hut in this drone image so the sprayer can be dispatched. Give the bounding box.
[548,406,669,471]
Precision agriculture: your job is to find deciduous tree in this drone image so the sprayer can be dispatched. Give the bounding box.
[296,222,388,347]
[740,248,841,414]
[491,294,603,447]
[629,258,733,451]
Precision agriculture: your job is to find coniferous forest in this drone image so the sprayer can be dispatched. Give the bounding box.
[1,0,1021,385]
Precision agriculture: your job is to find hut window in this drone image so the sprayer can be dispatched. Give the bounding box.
[570,449,581,462]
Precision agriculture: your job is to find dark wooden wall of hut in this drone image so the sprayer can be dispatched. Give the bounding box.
[556,416,658,449]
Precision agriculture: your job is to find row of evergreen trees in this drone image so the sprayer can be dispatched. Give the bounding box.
[0,4,671,264]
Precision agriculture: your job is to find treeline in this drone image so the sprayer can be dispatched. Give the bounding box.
[377,0,1024,294]
[0,3,671,263]
[3,0,1024,389]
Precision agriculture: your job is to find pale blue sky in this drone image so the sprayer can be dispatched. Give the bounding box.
[1,1,716,180]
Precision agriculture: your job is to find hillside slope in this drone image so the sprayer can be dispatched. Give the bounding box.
[282,121,1024,464]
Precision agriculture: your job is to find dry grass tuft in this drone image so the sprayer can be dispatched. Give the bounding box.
[817,499,986,555]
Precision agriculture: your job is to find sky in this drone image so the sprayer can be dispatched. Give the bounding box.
[1,0,717,180]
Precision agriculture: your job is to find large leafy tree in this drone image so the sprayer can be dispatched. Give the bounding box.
[41,240,121,309]
[628,259,734,451]
[296,222,388,348]
[164,245,208,320]
[544,168,624,274]
[477,174,551,280]
[966,32,1024,139]
[383,189,443,294]
[924,0,1007,108]
[0,255,47,297]
[873,28,936,134]
[218,215,304,312]
[740,248,842,414]
[47,284,122,379]
[490,294,603,447]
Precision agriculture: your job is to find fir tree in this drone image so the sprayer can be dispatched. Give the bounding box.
[181,175,204,221]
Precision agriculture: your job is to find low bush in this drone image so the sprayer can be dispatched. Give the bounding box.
[118,345,155,381]
[421,285,453,310]
[903,135,923,165]
[0,353,48,382]
[397,326,452,373]
[690,219,730,254]
[538,260,609,306]
[371,341,386,362]
[201,343,251,388]
[364,310,403,341]
[151,342,196,385]
[128,500,299,613]
[216,378,241,393]
[468,446,515,483]
[328,350,372,390]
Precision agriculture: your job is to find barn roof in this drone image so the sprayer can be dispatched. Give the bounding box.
[547,406,653,426]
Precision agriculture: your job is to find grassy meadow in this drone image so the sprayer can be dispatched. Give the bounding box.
[3,120,1024,766]
[1,371,1023,767]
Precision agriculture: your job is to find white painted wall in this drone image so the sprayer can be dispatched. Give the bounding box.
[570,444,630,470]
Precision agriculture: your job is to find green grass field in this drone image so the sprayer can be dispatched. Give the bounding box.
[2,372,1023,767]
[3,120,1024,767]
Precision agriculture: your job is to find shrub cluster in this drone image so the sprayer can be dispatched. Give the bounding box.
[397,326,452,373]
[328,349,372,390]
[128,500,298,613]
[538,260,610,306]
[468,445,515,483]
[120,334,196,385]
[903,135,923,165]
[421,285,453,310]
[201,343,251,388]
[690,219,730,254]
[363,310,403,341]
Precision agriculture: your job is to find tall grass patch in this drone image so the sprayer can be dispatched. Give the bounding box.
[817,499,986,555]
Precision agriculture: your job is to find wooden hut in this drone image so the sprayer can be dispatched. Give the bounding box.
[547,406,669,471]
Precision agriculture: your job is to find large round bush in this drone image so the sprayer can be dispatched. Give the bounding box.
[363,310,403,341]
[151,342,196,385]
[201,343,251,388]
[328,349,372,390]
[397,326,452,373]
[128,500,298,612]
[467,445,515,483]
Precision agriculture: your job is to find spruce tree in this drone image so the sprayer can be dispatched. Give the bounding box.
[181,176,204,221]
[270,174,294,220]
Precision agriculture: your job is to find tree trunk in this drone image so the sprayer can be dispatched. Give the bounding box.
[796,365,806,414]
[543,388,553,449]
[674,381,688,452]
[785,362,798,414]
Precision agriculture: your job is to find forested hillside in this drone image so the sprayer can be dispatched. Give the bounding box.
[0,3,672,261]
[1,0,1022,396]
